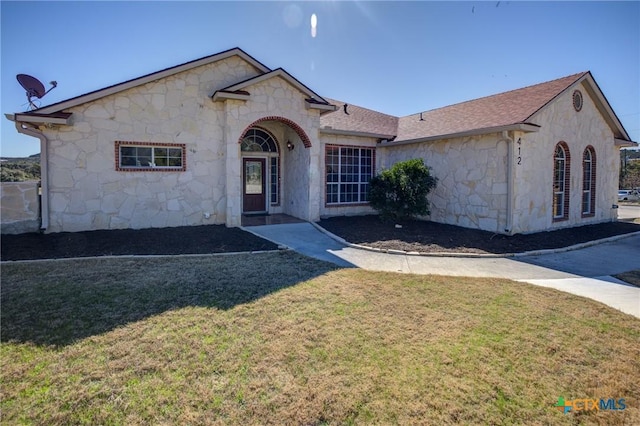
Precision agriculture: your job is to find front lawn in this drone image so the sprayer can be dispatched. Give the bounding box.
[2,252,638,425]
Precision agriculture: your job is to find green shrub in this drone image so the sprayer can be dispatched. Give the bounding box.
[368,158,437,221]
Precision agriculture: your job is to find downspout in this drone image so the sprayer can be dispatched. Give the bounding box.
[501,131,515,235]
[14,122,49,231]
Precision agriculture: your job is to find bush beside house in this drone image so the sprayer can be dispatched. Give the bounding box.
[368,158,437,221]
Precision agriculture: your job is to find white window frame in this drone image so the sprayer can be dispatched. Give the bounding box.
[325,145,374,205]
[116,141,185,171]
[553,143,569,220]
[582,148,594,215]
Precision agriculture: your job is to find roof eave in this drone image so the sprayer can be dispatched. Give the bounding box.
[320,127,396,140]
[615,138,638,148]
[7,112,72,125]
[581,73,632,141]
[211,91,251,102]
[306,101,337,112]
[386,123,540,147]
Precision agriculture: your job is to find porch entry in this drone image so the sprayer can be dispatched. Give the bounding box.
[240,128,281,214]
[243,158,266,213]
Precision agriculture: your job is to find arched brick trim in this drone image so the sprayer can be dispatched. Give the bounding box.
[553,141,571,222]
[582,146,596,218]
[237,116,312,148]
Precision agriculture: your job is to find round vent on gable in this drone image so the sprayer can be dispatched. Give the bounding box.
[573,90,583,112]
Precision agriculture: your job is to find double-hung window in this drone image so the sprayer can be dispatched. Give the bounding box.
[553,142,570,221]
[582,147,596,216]
[116,141,186,171]
[326,145,374,205]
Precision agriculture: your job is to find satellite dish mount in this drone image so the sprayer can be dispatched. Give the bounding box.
[16,74,57,110]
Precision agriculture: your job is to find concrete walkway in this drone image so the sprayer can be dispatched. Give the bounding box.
[245,223,640,318]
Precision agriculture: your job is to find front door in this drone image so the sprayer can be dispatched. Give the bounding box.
[243,158,266,213]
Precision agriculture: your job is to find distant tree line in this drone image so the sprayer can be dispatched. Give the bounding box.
[1,156,40,182]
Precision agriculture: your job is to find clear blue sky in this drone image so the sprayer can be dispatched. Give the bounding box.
[1,1,638,157]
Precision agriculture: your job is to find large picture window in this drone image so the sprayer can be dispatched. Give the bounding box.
[326,145,374,205]
[116,141,186,172]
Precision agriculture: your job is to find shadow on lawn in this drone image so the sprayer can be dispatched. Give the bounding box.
[1,252,338,347]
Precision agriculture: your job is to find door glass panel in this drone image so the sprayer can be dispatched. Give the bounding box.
[245,161,263,194]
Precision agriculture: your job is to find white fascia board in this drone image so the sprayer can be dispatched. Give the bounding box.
[306,101,337,112]
[34,49,268,115]
[212,91,250,102]
[319,127,395,140]
[381,123,540,147]
[615,138,638,147]
[13,113,72,125]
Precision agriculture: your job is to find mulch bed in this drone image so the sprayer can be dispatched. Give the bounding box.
[1,225,278,261]
[319,215,640,255]
[2,217,639,261]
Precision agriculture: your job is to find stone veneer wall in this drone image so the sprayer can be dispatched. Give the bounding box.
[38,56,323,232]
[380,135,509,233]
[40,55,262,233]
[511,82,619,234]
[0,181,40,234]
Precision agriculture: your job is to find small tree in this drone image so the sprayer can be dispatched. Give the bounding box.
[368,158,437,221]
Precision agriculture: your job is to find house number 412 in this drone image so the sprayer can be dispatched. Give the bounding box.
[516,138,522,165]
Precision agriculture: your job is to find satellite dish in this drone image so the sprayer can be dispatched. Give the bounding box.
[16,74,57,110]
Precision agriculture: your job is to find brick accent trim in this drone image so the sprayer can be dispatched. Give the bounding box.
[582,146,596,218]
[553,141,570,222]
[115,141,186,172]
[237,116,312,148]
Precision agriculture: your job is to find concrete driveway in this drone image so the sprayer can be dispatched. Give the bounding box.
[246,223,640,318]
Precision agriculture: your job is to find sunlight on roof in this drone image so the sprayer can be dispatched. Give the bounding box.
[311,13,317,38]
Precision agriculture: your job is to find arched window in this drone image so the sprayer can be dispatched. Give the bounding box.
[582,147,596,216]
[241,128,278,153]
[553,142,570,221]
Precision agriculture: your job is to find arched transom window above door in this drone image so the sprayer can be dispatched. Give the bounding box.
[241,128,279,153]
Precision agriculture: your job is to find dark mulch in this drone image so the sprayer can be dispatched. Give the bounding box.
[1,225,277,261]
[319,215,640,255]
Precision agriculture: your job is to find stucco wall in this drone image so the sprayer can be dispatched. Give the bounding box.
[1,181,40,234]
[512,82,619,233]
[381,135,509,233]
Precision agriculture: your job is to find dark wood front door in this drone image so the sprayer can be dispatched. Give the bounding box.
[243,158,266,212]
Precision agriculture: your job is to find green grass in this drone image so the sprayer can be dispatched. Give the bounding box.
[2,252,639,425]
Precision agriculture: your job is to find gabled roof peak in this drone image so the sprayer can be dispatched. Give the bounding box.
[20,47,271,115]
